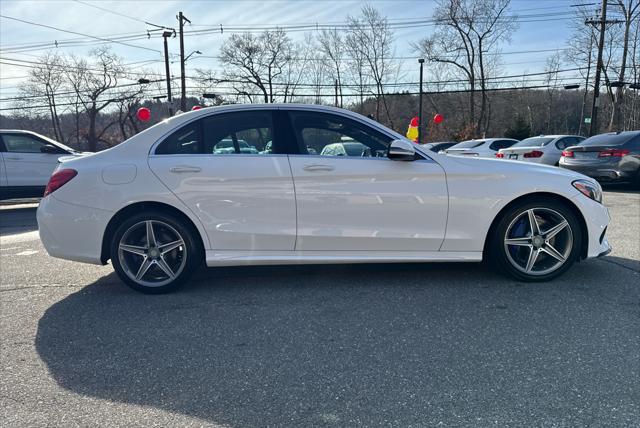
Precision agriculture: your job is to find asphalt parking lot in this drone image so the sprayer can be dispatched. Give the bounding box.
[1,189,638,427]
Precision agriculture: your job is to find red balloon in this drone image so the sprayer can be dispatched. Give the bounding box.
[410,116,419,127]
[191,105,202,111]
[137,107,151,122]
[433,113,444,124]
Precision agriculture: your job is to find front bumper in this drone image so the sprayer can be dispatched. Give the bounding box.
[570,193,611,259]
[37,195,112,265]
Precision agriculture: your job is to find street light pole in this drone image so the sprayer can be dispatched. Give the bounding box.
[162,31,173,116]
[418,58,424,145]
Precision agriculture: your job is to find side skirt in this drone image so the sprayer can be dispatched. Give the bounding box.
[205,250,482,267]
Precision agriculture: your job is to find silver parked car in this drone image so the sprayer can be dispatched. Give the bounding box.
[445,138,518,159]
[497,135,585,165]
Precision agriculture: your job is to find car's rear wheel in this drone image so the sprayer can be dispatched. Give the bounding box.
[110,211,202,293]
[489,199,582,282]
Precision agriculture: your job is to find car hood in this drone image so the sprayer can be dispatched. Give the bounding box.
[436,153,590,182]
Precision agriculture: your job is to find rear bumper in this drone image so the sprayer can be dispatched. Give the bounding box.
[37,195,112,265]
[560,161,635,182]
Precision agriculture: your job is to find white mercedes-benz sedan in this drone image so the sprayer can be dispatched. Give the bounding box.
[37,104,611,293]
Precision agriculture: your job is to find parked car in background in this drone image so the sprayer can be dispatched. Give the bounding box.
[213,139,259,154]
[496,135,585,165]
[445,138,518,158]
[36,104,610,293]
[559,130,640,186]
[321,141,373,157]
[421,141,458,153]
[0,130,86,200]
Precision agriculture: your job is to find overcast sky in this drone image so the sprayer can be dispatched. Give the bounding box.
[0,0,579,108]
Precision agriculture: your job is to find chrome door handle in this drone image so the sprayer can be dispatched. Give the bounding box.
[303,164,334,172]
[5,156,22,160]
[170,166,202,173]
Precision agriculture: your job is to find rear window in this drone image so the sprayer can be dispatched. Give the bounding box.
[580,132,639,147]
[451,140,484,149]
[512,137,554,148]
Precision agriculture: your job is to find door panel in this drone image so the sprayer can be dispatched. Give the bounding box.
[289,156,448,251]
[149,110,296,251]
[149,155,296,250]
[1,134,61,187]
[0,153,7,187]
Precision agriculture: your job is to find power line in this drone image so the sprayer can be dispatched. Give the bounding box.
[72,0,174,31]
[0,14,162,54]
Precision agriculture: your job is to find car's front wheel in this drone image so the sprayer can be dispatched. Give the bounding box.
[110,211,202,293]
[489,199,583,282]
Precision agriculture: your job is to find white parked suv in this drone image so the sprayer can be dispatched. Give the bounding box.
[445,138,518,158]
[36,104,611,293]
[0,130,84,199]
[497,135,586,165]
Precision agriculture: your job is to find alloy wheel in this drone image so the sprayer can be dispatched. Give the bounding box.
[117,220,187,287]
[503,208,573,276]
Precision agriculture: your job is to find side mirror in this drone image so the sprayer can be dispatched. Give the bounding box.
[41,144,64,154]
[388,139,416,161]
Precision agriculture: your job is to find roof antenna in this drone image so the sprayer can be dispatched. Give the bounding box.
[220,24,223,34]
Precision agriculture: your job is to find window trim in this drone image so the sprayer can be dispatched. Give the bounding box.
[153,110,283,156]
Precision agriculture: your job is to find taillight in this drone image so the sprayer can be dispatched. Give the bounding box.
[599,148,630,157]
[561,150,574,157]
[44,169,77,196]
[495,153,504,158]
[524,150,543,158]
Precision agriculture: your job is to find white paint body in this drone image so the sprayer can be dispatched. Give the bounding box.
[444,138,519,159]
[36,104,611,268]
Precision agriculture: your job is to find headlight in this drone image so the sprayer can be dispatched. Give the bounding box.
[572,179,602,203]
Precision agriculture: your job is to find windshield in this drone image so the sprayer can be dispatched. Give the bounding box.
[580,132,638,147]
[511,137,554,148]
[451,140,484,149]
[37,133,78,153]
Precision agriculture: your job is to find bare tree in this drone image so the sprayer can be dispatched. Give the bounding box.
[415,0,516,136]
[317,28,345,107]
[348,5,397,127]
[17,52,67,143]
[345,30,371,113]
[65,47,126,151]
[544,52,562,133]
[609,0,640,130]
[219,29,293,103]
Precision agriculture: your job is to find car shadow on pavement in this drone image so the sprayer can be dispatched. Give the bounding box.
[0,206,38,235]
[35,259,640,426]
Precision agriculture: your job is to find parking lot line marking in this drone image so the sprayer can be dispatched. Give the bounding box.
[16,250,39,256]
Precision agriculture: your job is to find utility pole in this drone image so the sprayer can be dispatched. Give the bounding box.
[585,0,624,136]
[579,31,594,135]
[162,30,173,116]
[177,11,191,112]
[418,58,424,145]
[587,0,607,137]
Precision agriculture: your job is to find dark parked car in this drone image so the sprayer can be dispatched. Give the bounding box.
[421,141,458,153]
[559,130,640,186]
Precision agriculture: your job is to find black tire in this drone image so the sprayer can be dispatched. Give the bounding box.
[488,198,583,282]
[110,210,202,294]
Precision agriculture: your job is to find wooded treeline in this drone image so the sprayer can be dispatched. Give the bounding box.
[1,0,639,151]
